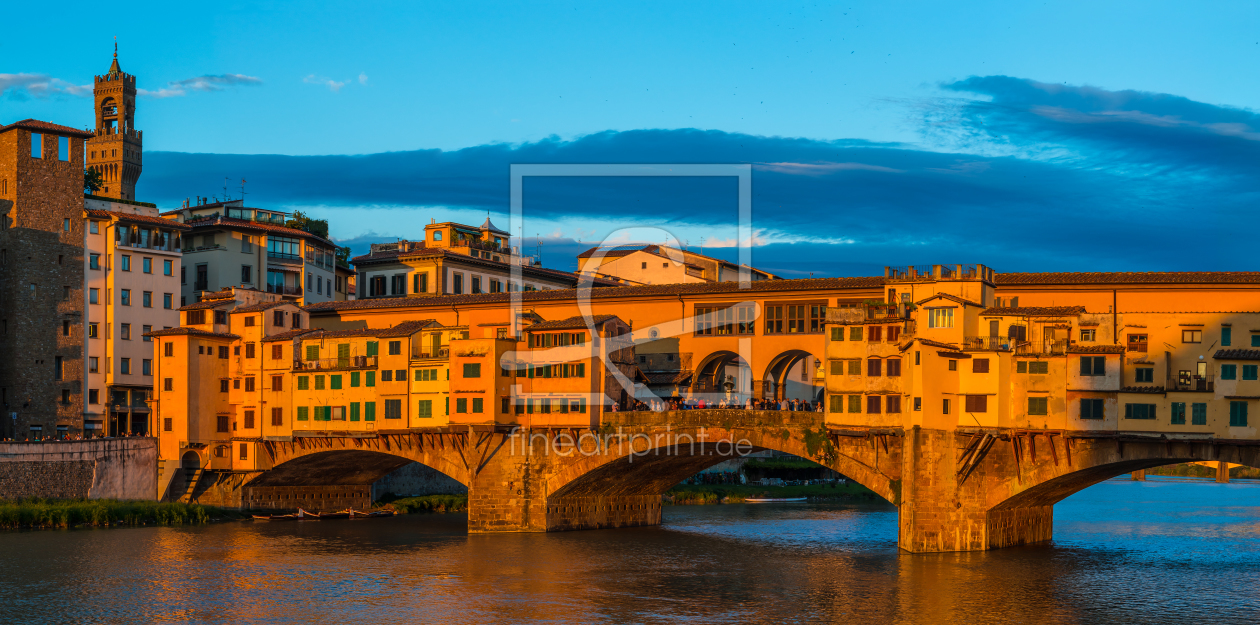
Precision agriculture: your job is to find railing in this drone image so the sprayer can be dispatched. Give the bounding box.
[1168,375,1215,392]
[294,356,377,371]
[268,251,302,263]
[1127,342,1148,353]
[411,347,450,360]
[1015,339,1069,356]
[963,336,1019,351]
[266,283,302,296]
[452,238,508,253]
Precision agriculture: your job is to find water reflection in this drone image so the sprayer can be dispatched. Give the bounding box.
[0,481,1258,624]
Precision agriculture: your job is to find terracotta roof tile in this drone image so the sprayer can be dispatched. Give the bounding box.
[526,315,619,331]
[374,319,437,338]
[179,300,235,311]
[1214,349,1260,360]
[1121,386,1166,394]
[144,327,240,339]
[232,301,291,313]
[351,247,616,287]
[900,338,959,352]
[1068,345,1127,354]
[1,119,93,138]
[995,272,1260,285]
[980,306,1087,316]
[85,208,192,230]
[260,329,320,343]
[307,276,885,313]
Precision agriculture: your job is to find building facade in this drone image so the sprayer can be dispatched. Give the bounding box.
[352,218,599,298]
[576,243,778,286]
[83,199,188,436]
[0,119,94,439]
[161,200,341,307]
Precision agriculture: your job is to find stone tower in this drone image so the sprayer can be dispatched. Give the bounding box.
[86,43,143,201]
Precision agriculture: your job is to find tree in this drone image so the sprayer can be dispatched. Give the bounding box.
[336,246,351,267]
[84,169,103,194]
[285,210,330,239]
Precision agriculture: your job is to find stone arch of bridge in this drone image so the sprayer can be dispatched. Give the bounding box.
[985,437,1260,512]
[762,349,823,401]
[543,426,898,505]
[247,447,471,489]
[690,350,752,398]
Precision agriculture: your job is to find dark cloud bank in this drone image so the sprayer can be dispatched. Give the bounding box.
[140,76,1260,277]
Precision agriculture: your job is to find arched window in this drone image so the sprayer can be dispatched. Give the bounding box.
[432,231,443,241]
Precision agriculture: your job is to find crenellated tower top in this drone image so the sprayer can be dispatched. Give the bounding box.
[87,39,143,201]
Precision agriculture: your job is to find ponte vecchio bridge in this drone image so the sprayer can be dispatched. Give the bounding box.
[152,264,1260,552]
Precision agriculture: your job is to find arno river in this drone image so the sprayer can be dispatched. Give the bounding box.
[2,480,1258,624]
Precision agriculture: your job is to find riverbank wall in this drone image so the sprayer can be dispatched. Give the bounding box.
[0,438,156,500]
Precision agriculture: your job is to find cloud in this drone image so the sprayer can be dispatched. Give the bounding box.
[304,74,347,92]
[138,74,262,99]
[139,78,1260,275]
[358,73,369,85]
[0,73,91,99]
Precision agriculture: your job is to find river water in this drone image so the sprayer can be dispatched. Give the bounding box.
[1,479,1258,624]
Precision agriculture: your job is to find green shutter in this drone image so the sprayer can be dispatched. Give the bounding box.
[297,406,309,421]
[830,327,843,341]
[366,371,375,387]
[578,398,587,413]
[445,397,450,415]
[350,371,360,387]
[1231,401,1248,427]
[472,398,483,413]
[305,344,319,361]
[1222,327,1232,347]
[337,343,350,366]
[1172,402,1185,425]
[418,400,432,418]
[829,395,843,413]
[1193,403,1207,425]
[330,375,342,390]
[456,398,467,413]
[314,375,325,390]
[350,402,360,421]
[1222,365,1237,380]
[364,402,375,421]
[297,376,309,390]
[366,341,378,356]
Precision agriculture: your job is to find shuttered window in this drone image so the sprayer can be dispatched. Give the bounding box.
[965,395,987,413]
[1171,402,1186,425]
[1028,397,1048,415]
[1230,401,1248,427]
[418,400,433,418]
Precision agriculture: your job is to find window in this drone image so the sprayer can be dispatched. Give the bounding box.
[271,407,283,426]
[385,399,402,419]
[830,327,844,341]
[1080,398,1104,420]
[297,376,309,390]
[1125,403,1156,420]
[297,407,309,421]
[218,346,228,359]
[1080,328,1096,342]
[867,326,882,342]
[366,371,375,387]
[764,305,783,334]
[142,325,151,342]
[271,375,283,391]
[243,411,255,429]
[887,358,902,377]
[272,344,284,359]
[217,416,230,433]
[89,221,98,234]
[413,272,429,294]
[1221,364,1237,380]
[1222,327,1232,347]
[1246,365,1259,381]
[142,291,152,307]
[694,306,756,335]
[121,255,131,271]
[1135,368,1154,383]
[164,342,174,357]
[241,265,252,284]
[1028,397,1048,415]
[164,378,174,391]
[453,273,463,294]
[829,395,844,413]
[942,398,950,415]
[30,133,41,158]
[220,379,229,392]
[330,375,342,390]
[88,357,98,373]
[1231,402,1249,427]
[866,395,882,414]
[847,327,862,341]
[245,343,256,359]
[90,288,99,304]
[120,289,131,306]
[915,351,920,366]
[886,396,901,414]
[121,323,131,340]
[164,259,173,276]
[142,359,152,376]
[365,341,378,356]
[365,402,377,421]
[244,377,256,392]
[58,136,68,161]
[1171,402,1186,425]
[244,316,256,328]
[389,340,402,355]
[90,254,100,270]
[948,360,957,371]
[314,375,325,390]
[965,395,987,412]
[1253,334,1260,348]
[381,370,393,382]
[1192,403,1208,425]
[1182,329,1203,344]
[867,358,882,377]
[464,363,481,378]
[973,359,989,373]
[330,406,345,421]
[1079,356,1106,376]
[1127,334,1148,352]
[163,293,173,309]
[472,398,484,413]
[928,308,954,328]
[847,395,862,413]
[88,323,98,339]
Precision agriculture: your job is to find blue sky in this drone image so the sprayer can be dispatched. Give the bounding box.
[5,1,1260,276]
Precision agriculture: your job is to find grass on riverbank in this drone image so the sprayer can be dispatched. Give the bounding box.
[0,498,230,529]
[379,494,468,514]
[666,482,878,504]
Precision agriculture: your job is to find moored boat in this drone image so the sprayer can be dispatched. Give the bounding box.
[744,497,808,503]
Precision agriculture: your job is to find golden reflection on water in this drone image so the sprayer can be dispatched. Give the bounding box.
[1,481,1259,624]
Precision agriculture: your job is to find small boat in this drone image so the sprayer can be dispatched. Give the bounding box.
[744,497,808,503]
[252,508,318,521]
[349,509,395,519]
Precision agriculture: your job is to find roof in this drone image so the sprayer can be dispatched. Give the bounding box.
[1214,349,1260,361]
[180,300,236,311]
[159,200,247,216]
[0,119,93,138]
[980,306,1086,316]
[1121,386,1166,394]
[900,338,958,352]
[181,215,337,248]
[576,243,779,278]
[232,301,292,313]
[260,329,319,343]
[306,276,885,313]
[526,315,619,332]
[914,293,983,308]
[351,246,614,287]
[995,272,1260,285]
[84,208,192,230]
[374,319,437,338]
[262,321,436,342]
[480,217,509,235]
[1068,345,1127,354]
[144,327,240,339]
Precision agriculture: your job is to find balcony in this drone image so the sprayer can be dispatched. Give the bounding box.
[1127,342,1148,353]
[963,336,1019,352]
[268,251,303,265]
[266,283,303,296]
[1169,375,1215,392]
[294,356,377,372]
[1018,339,1069,356]
[411,346,450,360]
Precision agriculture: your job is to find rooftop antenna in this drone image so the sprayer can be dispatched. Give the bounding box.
[536,235,543,265]
[223,177,230,202]
[240,179,247,204]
